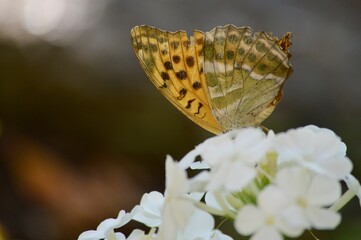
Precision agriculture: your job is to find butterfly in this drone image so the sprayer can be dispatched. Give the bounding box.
[130,25,292,134]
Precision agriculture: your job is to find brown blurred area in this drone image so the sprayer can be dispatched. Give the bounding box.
[0,0,360,239]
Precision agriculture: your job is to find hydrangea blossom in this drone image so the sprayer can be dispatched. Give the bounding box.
[78,125,360,240]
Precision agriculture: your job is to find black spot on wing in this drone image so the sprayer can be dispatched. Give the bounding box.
[161,72,170,80]
[172,55,181,63]
[164,61,173,70]
[192,81,201,90]
[176,70,187,80]
[177,88,187,100]
[186,56,195,67]
[186,99,195,109]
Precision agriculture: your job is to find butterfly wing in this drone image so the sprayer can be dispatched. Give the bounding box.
[203,25,292,131]
[131,25,223,134]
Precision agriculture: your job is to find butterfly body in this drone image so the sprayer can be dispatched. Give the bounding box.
[131,25,292,134]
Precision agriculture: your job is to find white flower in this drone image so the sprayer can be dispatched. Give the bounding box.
[276,166,341,229]
[133,191,164,227]
[190,128,270,191]
[197,128,269,166]
[275,125,352,179]
[235,186,304,240]
[178,129,239,169]
[78,206,140,240]
[157,156,195,240]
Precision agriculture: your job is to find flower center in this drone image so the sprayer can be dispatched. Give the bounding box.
[265,215,275,225]
[296,197,308,208]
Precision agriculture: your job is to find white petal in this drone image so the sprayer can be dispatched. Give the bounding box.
[204,191,220,210]
[312,128,346,158]
[181,209,214,239]
[78,208,139,240]
[251,226,282,240]
[133,207,161,227]
[205,191,230,212]
[78,230,105,240]
[306,207,341,229]
[158,197,194,240]
[190,161,210,169]
[165,156,188,197]
[276,167,311,199]
[235,205,264,235]
[98,206,139,232]
[162,197,194,230]
[188,192,205,201]
[127,229,145,240]
[196,134,235,166]
[224,162,256,191]
[258,186,289,214]
[141,191,164,213]
[207,161,256,191]
[97,210,126,231]
[307,175,341,206]
[157,211,177,240]
[277,205,308,236]
[206,161,231,190]
[188,171,210,192]
[234,128,269,163]
[179,148,201,169]
[318,156,353,179]
[158,201,192,240]
[211,230,233,240]
[133,192,164,227]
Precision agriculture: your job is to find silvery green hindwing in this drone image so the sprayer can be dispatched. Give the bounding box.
[78,125,360,240]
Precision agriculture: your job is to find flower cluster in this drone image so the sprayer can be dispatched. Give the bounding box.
[78,125,360,240]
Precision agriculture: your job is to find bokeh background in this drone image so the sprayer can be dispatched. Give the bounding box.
[0,0,360,239]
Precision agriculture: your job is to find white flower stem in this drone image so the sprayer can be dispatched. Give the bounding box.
[226,193,243,210]
[330,189,356,212]
[214,191,229,211]
[214,191,236,218]
[107,231,118,240]
[256,153,277,184]
[148,228,157,236]
[193,200,225,217]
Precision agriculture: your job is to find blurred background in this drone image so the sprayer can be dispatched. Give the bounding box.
[0,0,360,239]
